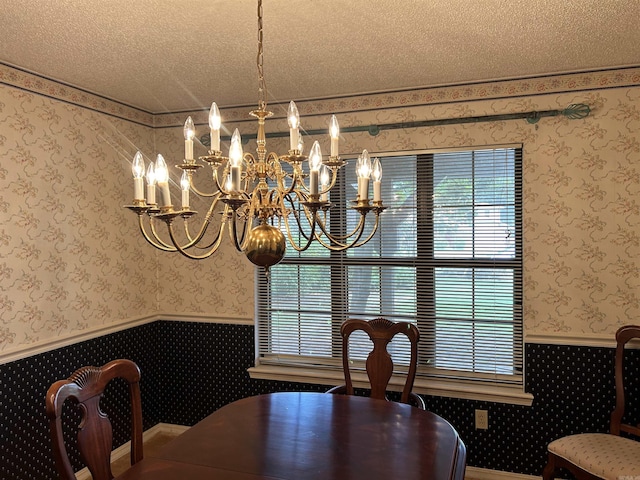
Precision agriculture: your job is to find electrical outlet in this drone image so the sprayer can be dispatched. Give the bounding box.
[475,409,488,429]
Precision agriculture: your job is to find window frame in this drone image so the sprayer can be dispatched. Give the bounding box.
[250,145,531,406]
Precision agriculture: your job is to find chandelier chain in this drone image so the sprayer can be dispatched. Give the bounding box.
[257,0,267,111]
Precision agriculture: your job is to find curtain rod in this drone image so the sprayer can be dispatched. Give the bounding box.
[201,103,590,146]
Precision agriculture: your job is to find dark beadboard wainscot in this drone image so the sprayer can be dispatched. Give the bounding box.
[0,320,637,479]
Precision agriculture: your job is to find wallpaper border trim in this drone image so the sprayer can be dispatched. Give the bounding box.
[0,61,155,126]
[0,313,253,365]
[2,62,639,129]
[152,66,640,127]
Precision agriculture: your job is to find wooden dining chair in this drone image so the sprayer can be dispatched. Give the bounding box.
[327,318,426,409]
[45,358,143,480]
[542,325,640,479]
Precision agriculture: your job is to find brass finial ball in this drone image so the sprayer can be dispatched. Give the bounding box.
[244,224,286,268]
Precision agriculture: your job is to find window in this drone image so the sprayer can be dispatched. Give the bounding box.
[256,146,523,388]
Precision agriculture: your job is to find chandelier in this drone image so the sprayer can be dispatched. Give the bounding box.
[125,0,385,273]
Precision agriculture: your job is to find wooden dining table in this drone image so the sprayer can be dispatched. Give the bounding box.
[114,391,466,480]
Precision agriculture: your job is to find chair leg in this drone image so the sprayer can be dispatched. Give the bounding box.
[541,453,556,480]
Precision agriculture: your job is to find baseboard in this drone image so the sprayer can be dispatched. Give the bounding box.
[466,466,540,479]
[74,422,190,480]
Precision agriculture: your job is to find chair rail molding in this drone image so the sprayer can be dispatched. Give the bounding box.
[0,313,253,365]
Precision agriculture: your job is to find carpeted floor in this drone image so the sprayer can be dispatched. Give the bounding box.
[110,432,179,477]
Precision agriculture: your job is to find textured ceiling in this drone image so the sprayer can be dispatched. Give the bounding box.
[2,0,640,114]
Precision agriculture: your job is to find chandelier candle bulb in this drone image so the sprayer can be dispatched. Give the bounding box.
[146,161,156,205]
[288,101,300,151]
[180,171,190,208]
[330,115,339,157]
[209,102,221,152]
[132,151,145,200]
[357,150,372,201]
[155,154,171,207]
[372,158,382,203]
[184,116,195,160]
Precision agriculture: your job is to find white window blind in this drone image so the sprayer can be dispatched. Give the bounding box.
[256,146,523,386]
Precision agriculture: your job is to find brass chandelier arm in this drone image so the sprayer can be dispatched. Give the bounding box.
[278,196,317,253]
[230,209,251,252]
[267,152,302,198]
[185,164,224,197]
[313,214,367,250]
[313,213,382,251]
[313,208,371,244]
[166,220,227,260]
[188,181,221,198]
[231,192,262,252]
[137,216,179,252]
[179,196,226,247]
[186,203,244,253]
[284,190,318,229]
[281,214,317,253]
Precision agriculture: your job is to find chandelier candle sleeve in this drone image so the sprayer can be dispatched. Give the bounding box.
[209,103,221,152]
[155,154,171,207]
[184,117,195,161]
[288,101,300,151]
[309,141,322,195]
[330,115,339,157]
[180,171,190,208]
[320,166,330,202]
[132,151,145,200]
[146,161,156,205]
[229,129,243,192]
[372,158,382,203]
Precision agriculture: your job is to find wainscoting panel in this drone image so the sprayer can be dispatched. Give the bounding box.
[0,320,637,479]
[155,320,327,426]
[0,323,161,479]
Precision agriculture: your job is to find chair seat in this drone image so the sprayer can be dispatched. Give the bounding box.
[548,433,640,479]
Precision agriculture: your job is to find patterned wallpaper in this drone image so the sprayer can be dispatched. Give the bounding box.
[1,65,639,359]
[150,128,256,318]
[0,84,158,356]
[343,90,640,338]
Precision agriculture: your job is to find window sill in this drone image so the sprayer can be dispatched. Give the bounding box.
[248,363,533,406]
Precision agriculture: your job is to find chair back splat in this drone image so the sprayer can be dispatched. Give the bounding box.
[327,318,426,410]
[45,359,143,480]
[611,325,640,437]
